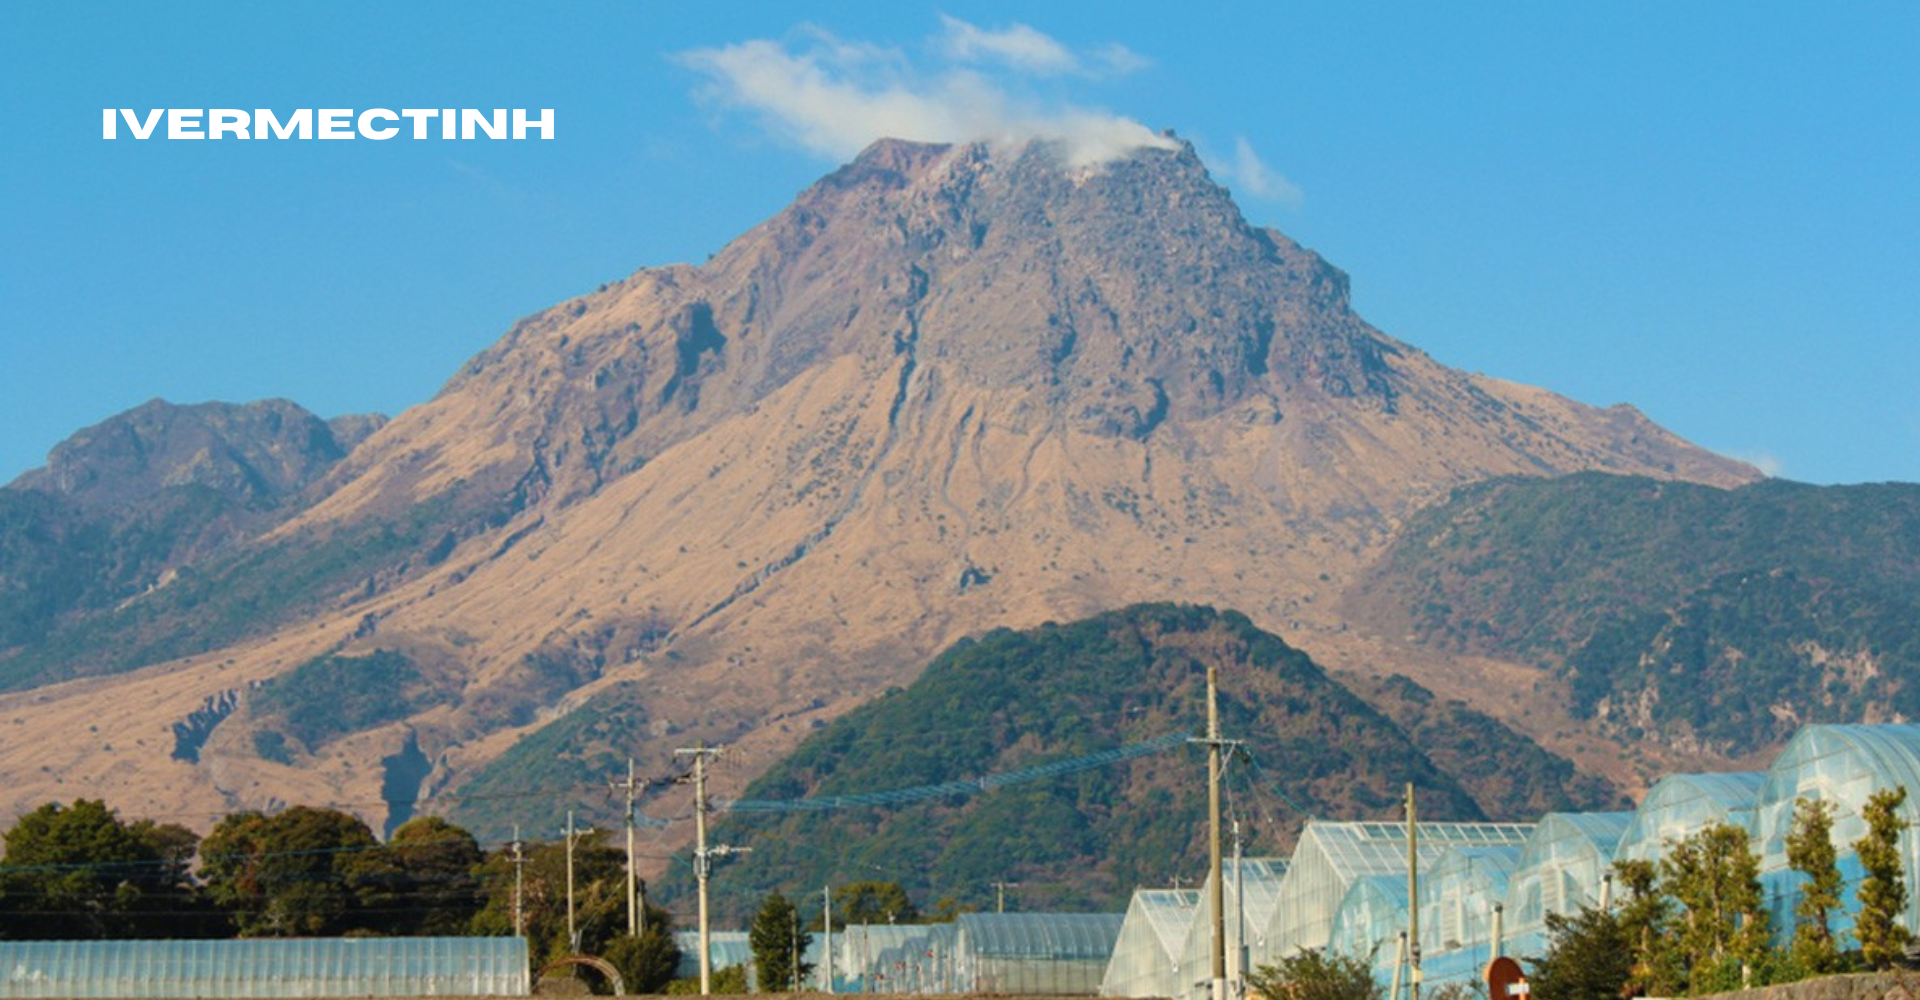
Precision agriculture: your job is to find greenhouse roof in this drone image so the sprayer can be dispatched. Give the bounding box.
[1133,889,1201,953]
[957,912,1125,959]
[1617,771,1764,861]
[1429,844,1522,881]
[1516,812,1632,871]
[0,937,527,999]
[1302,821,1534,879]
[1762,724,1920,799]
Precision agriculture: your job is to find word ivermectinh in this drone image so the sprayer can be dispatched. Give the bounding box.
[102,108,554,140]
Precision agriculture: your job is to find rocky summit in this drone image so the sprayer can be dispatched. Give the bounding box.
[0,138,1754,840]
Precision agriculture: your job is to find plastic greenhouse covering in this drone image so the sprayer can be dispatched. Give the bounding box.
[1752,724,1920,946]
[1503,811,1632,958]
[673,930,754,983]
[1614,771,1764,865]
[0,938,528,999]
[826,924,957,994]
[1173,859,1287,1000]
[1099,889,1199,998]
[1261,821,1532,962]
[1412,845,1521,986]
[1327,875,1408,967]
[954,913,1123,995]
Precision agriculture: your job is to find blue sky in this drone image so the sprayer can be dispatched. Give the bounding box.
[3,2,1915,485]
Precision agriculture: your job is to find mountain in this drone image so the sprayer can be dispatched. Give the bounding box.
[1348,473,1920,757]
[658,604,1610,918]
[0,137,1752,837]
[0,399,384,688]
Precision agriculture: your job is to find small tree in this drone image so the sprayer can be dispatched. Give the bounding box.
[1246,949,1381,1000]
[1528,906,1632,1000]
[749,891,813,991]
[1660,822,1770,991]
[1785,796,1844,973]
[1613,858,1682,997]
[604,910,682,995]
[1853,786,1912,970]
[831,880,918,926]
[667,965,748,994]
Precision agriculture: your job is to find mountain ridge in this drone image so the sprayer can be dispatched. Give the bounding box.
[0,137,1754,836]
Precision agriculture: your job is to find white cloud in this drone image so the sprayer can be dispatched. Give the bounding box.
[1730,449,1785,477]
[676,21,1175,167]
[939,14,1077,75]
[1215,136,1303,206]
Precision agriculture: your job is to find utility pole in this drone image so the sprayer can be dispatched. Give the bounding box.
[678,742,749,996]
[992,880,1020,913]
[565,811,595,952]
[823,885,834,994]
[511,825,526,938]
[1189,665,1242,1000]
[611,757,645,937]
[1233,818,1247,1000]
[1209,665,1225,1000]
[1406,784,1421,1000]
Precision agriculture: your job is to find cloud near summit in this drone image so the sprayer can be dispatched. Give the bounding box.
[675,17,1176,168]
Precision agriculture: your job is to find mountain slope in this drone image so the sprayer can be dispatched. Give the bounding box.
[0,400,386,687]
[659,604,1608,918]
[0,138,1751,834]
[1349,473,1920,756]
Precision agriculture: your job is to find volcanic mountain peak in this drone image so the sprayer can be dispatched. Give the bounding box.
[0,136,1762,836]
[301,137,1416,524]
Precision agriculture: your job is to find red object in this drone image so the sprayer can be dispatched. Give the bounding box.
[1487,956,1529,999]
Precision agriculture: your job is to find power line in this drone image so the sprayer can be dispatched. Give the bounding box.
[721,731,1191,814]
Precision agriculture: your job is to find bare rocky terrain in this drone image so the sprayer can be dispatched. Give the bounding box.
[0,137,1756,844]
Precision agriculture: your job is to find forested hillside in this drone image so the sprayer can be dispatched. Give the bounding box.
[1354,473,1920,755]
[671,603,1610,918]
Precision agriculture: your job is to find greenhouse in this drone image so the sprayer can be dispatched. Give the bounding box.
[0,937,528,999]
[827,923,955,993]
[1752,724,1920,946]
[953,912,1124,995]
[1098,888,1199,998]
[1172,858,1288,998]
[1326,875,1408,968]
[1415,844,1522,986]
[1614,771,1765,865]
[1502,811,1633,958]
[672,931,754,984]
[1261,821,1532,961]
